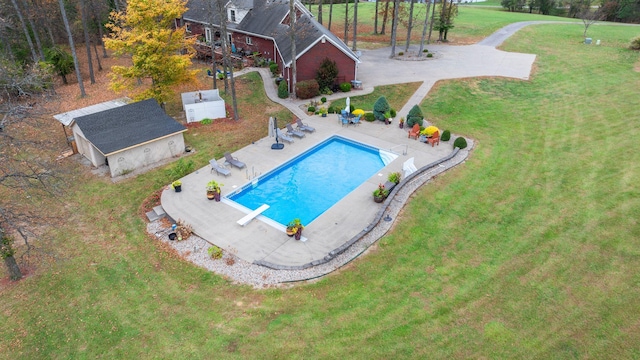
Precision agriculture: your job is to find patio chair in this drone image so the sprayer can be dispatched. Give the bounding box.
[427,131,440,147]
[340,115,351,127]
[276,128,294,143]
[286,123,305,138]
[351,115,361,126]
[223,152,246,169]
[408,123,420,140]
[295,118,315,133]
[210,159,231,176]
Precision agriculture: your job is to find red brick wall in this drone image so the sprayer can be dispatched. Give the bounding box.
[296,41,356,84]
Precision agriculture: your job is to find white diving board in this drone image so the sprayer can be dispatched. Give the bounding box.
[236,204,270,226]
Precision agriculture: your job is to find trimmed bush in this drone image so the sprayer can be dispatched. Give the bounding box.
[427,53,433,58]
[339,82,351,92]
[453,137,467,149]
[327,105,336,114]
[277,80,288,99]
[269,62,279,76]
[406,104,424,127]
[398,51,404,56]
[296,79,320,99]
[441,129,451,141]
[389,109,397,118]
[373,96,391,121]
[631,36,640,50]
[316,58,339,90]
[307,106,316,113]
[320,97,327,103]
[364,112,376,122]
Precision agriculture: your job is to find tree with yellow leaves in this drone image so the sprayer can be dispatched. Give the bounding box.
[104,0,196,105]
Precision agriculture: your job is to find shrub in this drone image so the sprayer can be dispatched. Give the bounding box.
[321,87,333,95]
[200,118,212,125]
[316,58,339,90]
[398,51,404,56]
[631,36,640,50]
[406,104,424,127]
[166,158,194,179]
[441,129,451,141]
[373,96,391,121]
[388,172,401,184]
[339,82,351,92]
[423,49,429,53]
[320,97,327,103]
[296,79,320,99]
[277,80,288,98]
[453,136,467,149]
[307,106,316,113]
[208,245,223,259]
[364,112,376,121]
[389,109,397,118]
[427,53,433,58]
[327,105,336,114]
[269,62,279,76]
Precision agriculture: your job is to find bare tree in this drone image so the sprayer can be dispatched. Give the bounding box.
[216,0,239,119]
[20,0,45,60]
[390,0,400,57]
[381,0,390,35]
[10,0,38,62]
[418,0,432,56]
[352,0,358,51]
[58,0,86,97]
[328,0,333,30]
[374,0,379,34]
[80,0,96,84]
[344,0,349,44]
[290,0,297,98]
[405,0,416,52]
[318,0,323,24]
[0,63,64,281]
[580,6,604,38]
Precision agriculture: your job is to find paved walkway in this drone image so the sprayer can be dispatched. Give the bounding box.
[161,22,540,268]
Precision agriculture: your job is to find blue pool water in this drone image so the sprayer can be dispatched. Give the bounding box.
[228,136,386,226]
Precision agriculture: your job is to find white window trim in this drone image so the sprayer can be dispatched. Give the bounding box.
[246,37,252,45]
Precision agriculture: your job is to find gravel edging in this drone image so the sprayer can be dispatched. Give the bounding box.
[146,137,473,288]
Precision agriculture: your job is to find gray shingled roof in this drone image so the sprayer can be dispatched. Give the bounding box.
[74,99,186,156]
[184,0,358,66]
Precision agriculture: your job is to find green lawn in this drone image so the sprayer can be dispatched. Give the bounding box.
[2,9,640,360]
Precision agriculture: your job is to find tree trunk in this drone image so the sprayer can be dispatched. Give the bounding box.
[0,29,15,61]
[90,0,109,58]
[81,0,95,84]
[4,256,22,281]
[318,0,323,24]
[21,0,45,60]
[58,0,86,97]
[427,0,436,44]
[374,0,379,34]
[290,0,297,99]
[11,0,38,62]
[389,0,399,58]
[343,0,349,45]
[352,0,358,51]
[405,0,415,52]
[93,41,103,71]
[328,0,333,30]
[418,1,431,56]
[381,0,390,35]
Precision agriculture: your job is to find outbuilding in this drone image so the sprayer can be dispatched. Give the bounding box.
[54,98,187,177]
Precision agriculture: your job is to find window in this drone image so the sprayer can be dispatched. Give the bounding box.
[185,23,191,33]
[230,9,236,22]
[245,37,252,45]
[205,28,212,44]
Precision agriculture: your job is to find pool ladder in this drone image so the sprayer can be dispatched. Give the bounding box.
[246,166,261,180]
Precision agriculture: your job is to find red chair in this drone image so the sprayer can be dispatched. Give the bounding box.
[408,124,420,140]
[427,131,440,147]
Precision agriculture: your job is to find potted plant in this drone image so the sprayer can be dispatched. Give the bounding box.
[399,117,405,129]
[171,180,182,192]
[206,180,222,201]
[319,107,328,117]
[286,218,304,240]
[384,111,392,125]
[388,172,401,185]
[373,183,389,203]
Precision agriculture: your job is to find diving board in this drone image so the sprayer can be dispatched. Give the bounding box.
[237,204,270,226]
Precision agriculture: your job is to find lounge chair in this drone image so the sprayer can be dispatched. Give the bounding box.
[276,128,294,143]
[427,131,440,147]
[210,159,231,176]
[295,118,315,133]
[223,152,246,169]
[286,123,305,138]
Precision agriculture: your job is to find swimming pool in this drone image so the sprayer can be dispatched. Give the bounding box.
[228,136,388,226]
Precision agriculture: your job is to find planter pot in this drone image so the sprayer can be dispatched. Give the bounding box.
[174,185,182,192]
[207,192,215,200]
[294,228,302,240]
[373,195,385,203]
[286,228,295,237]
[399,123,404,129]
[168,232,177,241]
[214,191,221,202]
[321,113,327,117]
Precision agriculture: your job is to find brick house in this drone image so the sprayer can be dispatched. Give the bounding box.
[180,0,360,93]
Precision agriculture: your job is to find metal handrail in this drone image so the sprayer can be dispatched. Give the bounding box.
[389,144,408,155]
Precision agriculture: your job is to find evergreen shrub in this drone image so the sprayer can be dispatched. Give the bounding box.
[453,137,467,149]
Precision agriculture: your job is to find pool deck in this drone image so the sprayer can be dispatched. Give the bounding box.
[161,118,452,267]
[161,27,538,268]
